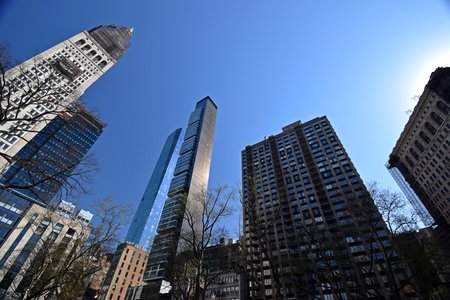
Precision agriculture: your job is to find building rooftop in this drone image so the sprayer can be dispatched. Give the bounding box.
[88,25,132,61]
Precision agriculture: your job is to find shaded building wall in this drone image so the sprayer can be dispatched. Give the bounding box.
[388,67,450,227]
[242,117,400,299]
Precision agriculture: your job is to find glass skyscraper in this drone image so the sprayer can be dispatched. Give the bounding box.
[387,164,434,226]
[125,128,184,251]
[144,97,217,285]
[0,109,104,245]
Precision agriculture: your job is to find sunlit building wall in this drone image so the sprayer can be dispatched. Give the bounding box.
[125,128,184,251]
[99,242,148,300]
[144,97,217,285]
[0,201,92,297]
[0,25,131,170]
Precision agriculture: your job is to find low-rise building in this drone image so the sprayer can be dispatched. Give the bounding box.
[203,238,244,300]
[99,242,148,300]
[0,201,93,298]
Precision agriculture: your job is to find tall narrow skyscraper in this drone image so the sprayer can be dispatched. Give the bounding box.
[125,128,184,251]
[242,117,399,299]
[0,25,131,170]
[388,67,450,228]
[144,97,217,285]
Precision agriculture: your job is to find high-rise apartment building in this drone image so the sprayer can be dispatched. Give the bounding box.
[388,67,450,227]
[99,242,148,300]
[242,117,399,299]
[125,129,184,251]
[0,200,92,297]
[0,108,104,244]
[144,97,217,286]
[0,25,131,170]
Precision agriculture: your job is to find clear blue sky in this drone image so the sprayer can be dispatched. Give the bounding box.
[1,1,450,238]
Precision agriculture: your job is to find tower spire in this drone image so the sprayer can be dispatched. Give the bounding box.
[88,25,133,61]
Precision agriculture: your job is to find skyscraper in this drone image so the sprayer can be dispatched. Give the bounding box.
[242,117,399,299]
[0,25,131,170]
[144,97,217,286]
[125,128,184,251]
[388,67,450,228]
[387,165,434,226]
[0,108,104,244]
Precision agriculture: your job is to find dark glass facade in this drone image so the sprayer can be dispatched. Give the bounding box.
[0,109,103,245]
[125,128,184,251]
[144,97,217,283]
[242,117,399,299]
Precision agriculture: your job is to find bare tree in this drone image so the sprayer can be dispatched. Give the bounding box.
[170,186,235,300]
[0,196,129,300]
[349,181,421,299]
[361,181,450,299]
[0,42,98,204]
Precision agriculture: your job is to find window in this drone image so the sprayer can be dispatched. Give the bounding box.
[75,39,86,46]
[414,140,425,152]
[425,122,437,135]
[431,112,443,125]
[437,101,449,115]
[409,148,419,160]
[419,132,431,144]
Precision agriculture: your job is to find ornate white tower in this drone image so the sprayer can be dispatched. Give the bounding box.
[0,25,132,170]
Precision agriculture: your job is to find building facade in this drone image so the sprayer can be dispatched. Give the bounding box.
[388,67,450,227]
[82,253,113,300]
[99,242,148,300]
[0,25,131,170]
[0,201,92,298]
[242,117,400,299]
[125,128,184,251]
[144,97,217,287]
[203,239,243,300]
[0,108,104,244]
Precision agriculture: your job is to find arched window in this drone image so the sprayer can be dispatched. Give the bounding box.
[405,155,414,168]
[93,55,102,62]
[99,61,107,68]
[409,148,419,160]
[414,140,425,152]
[431,112,443,126]
[87,50,97,58]
[437,101,449,115]
[419,131,431,144]
[81,45,91,51]
[425,122,437,135]
[75,39,86,46]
